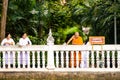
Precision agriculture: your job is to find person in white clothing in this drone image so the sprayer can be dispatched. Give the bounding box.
[80,40,91,68]
[1,33,15,46]
[1,32,15,68]
[19,35,32,46]
[19,33,32,68]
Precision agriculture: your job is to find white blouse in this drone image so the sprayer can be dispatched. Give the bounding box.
[1,38,15,46]
[19,37,32,46]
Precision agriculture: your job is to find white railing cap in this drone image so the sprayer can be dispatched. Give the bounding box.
[0,45,119,51]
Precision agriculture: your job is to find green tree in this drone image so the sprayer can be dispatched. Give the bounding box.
[1,0,120,44]
[0,0,8,42]
[72,0,120,44]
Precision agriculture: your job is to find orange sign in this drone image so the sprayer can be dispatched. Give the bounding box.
[89,36,105,45]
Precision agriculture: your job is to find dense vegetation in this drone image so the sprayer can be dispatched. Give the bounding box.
[0,0,120,44]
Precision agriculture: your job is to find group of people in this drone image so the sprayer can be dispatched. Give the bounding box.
[1,32,32,68]
[1,32,89,68]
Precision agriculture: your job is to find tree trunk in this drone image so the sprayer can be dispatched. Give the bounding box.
[0,0,8,42]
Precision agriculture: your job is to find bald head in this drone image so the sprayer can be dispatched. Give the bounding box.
[74,32,80,37]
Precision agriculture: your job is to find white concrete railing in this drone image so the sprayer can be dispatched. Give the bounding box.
[0,45,120,72]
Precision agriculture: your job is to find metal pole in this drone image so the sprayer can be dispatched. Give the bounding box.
[114,0,117,44]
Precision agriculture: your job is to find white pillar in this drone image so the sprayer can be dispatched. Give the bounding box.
[46,45,55,69]
[3,51,5,68]
[42,51,45,68]
[8,51,10,68]
[112,51,115,68]
[118,51,120,68]
[23,51,26,68]
[91,51,94,68]
[13,51,16,68]
[76,51,79,68]
[17,51,20,68]
[46,29,55,69]
[61,51,64,68]
[96,51,99,68]
[27,51,30,68]
[37,51,40,68]
[71,51,74,68]
[101,51,105,68]
[32,51,35,68]
[55,51,59,68]
[107,51,110,68]
[86,51,90,68]
[66,51,69,68]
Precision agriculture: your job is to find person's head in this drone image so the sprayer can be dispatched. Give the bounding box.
[21,32,27,39]
[5,32,11,39]
[74,32,80,38]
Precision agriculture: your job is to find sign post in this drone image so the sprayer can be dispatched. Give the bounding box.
[89,36,105,68]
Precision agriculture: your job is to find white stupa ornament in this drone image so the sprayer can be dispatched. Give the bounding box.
[47,29,54,45]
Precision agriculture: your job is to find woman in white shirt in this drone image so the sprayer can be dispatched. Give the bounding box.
[1,32,15,68]
[19,33,32,68]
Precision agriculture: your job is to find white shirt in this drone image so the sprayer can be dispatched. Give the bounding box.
[1,38,15,46]
[86,42,91,45]
[19,37,32,46]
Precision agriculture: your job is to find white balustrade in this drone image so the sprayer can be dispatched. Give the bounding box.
[0,45,119,72]
[112,51,115,68]
[61,51,64,68]
[13,51,16,68]
[101,51,104,68]
[107,51,110,68]
[96,51,99,68]
[91,51,94,68]
[32,51,35,68]
[2,51,5,68]
[71,51,74,68]
[22,51,26,68]
[37,51,40,68]
[66,51,69,68]
[17,51,20,68]
[76,51,79,68]
[118,51,120,68]
[86,51,89,68]
[7,51,10,68]
[27,51,30,68]
[56,51,59,68]
[42,51,46,68]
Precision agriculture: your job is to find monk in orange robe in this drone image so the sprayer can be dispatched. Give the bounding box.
[67,32,83,68]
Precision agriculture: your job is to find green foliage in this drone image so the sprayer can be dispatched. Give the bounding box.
[0,0,120,44]
[29,36,46,45]
[72,0,120,44]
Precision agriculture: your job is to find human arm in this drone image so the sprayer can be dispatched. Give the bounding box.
[1,39,5,46]
[27,38,32,45]
[10,39,15,45]
[19,38,24,47]
[66,35,74,45]
[1,39,14,46]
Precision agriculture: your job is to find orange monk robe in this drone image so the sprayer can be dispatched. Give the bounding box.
[72,36,83,45]
[69,36,83,67]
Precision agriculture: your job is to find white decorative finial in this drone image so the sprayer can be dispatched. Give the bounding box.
[47,29,54,45]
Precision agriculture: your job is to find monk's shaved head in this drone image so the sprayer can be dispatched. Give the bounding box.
[75,32,79,37]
